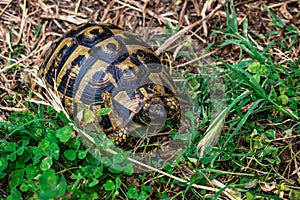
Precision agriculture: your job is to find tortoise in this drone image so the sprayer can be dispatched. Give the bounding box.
[39,23,181,146]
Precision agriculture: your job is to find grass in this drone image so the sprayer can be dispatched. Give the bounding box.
[0,0,300,199]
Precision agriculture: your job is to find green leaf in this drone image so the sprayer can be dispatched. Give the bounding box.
[97,131,107,141]
[289,189,300,199]
[246,192,254,200]
[101,156,112,166]
[39,138,51,155]
[56,125,73,142]
[40,156,53,171]
[253,74,261,83]
[264,5,285,28]
[138,191,148,200]
[0,157,8,172]
[259,33,266,39]
[16,146,25,156]
[161,192,169,199]
[39,169,57,189]
[58,111,70,123]
[10,169,25,188]
[20,183,29,192]
[26,164,40,180]
[143,185,152,193]
[39,169,59,199]
[90,192,100,199]
[113,153,124,164]
[50,143,60,160]
[265,130,276,139]
[104,179,115,191]
[89,179,99,187]
[124,163,134,175]
[279,86,288,95]
[16,154,29,169]
[68,137,82,149]
[258,64,270,76]
[34,23,42,40]
[96,107,111,116]
[248,61,260,73]
[103,138,114,149]
[64,150,77,161]
[7,152,17,161]
[115,177,122,189]
[93,166,103,178]
[242,18,248,38]
[278,94,289,105]
[5,142,16,152]
[7,188,21,200]
[57,175,67,196]
[127,187,138,199]
[83,108,95,123]
[109,164,123,173]
[78,150,88,159]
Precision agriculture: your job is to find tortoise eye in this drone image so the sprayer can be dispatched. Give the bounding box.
[137,49,145,57]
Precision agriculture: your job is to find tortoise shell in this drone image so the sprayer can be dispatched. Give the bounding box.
[39,23,180,142]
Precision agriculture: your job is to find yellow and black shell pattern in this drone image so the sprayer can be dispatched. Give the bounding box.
[39,23,180,142]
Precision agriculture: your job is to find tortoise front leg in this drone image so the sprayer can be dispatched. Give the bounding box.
[107,128,128,146]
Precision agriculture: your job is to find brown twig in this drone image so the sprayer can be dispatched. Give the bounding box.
[191,0,201,16]
[0,106,27,112]
[178,0,187,27]
[0,0,12,18]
